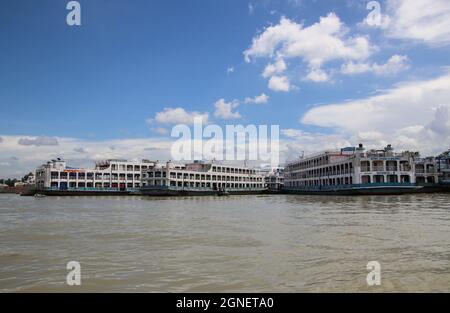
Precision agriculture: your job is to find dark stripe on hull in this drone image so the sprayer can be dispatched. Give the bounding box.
[21,189,133,196]
[283,188,421,196]
[140,189,266,197]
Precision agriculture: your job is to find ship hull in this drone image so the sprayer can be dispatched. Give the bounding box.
[140,187,266,197]
[21,188,135,196]
[283,183,424,196]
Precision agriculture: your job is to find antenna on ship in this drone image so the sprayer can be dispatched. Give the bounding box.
[299,151,304,159]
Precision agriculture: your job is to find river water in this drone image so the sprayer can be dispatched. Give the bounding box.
[0,193,449,292]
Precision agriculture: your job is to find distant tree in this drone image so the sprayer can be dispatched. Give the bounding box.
[4,179,18,187]
[21,172,33,182]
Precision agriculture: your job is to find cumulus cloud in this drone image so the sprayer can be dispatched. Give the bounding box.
[244,93,269,104]
[384,0,450,45]
[244,13,374,82]
[301,71,450,155]
[268,75,291,92]
[262,59,287,78]
[18,136,59,146]
[305,68,330,82]
[341,54,410,75]
[213,99,241,120]
[147,107,209,126]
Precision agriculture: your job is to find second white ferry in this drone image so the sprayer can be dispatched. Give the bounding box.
[141,160,266,196]
[284,144,445,195]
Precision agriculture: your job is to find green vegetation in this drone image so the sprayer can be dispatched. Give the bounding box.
[0,173,33,187]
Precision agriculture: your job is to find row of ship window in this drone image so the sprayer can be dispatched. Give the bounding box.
[48,172,141,180]
[49,182,141,188]
[110,165,151,171]
[287,162,354,173]
[286,177,354,187]
[144,171,263,182]
[144,180,263,188]
[286,164,354,179]
[210,166,257,174]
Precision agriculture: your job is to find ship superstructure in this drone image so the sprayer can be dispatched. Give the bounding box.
[284,144,439,194]
[141,160,266,196]
[35,158,155,191]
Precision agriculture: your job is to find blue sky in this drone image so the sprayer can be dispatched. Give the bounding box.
[1,0,450,177]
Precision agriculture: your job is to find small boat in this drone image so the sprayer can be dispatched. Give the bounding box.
[34,193,46,198]
[217,189,230,197]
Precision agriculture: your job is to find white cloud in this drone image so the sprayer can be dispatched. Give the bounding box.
[152,127,169,135]
[262,59,287,78]
[0,135,174,178]
[148,107,209,125]
[73,147,86,153]
[213,99,242,119]
[281,128,352,162]
[18,136,59,146]
[244,13,374,80]
[244,93,269,104]
[384,0,450,45]
[305,68,330,82]
[301,71,450,155]
[341,54,410,75]
[227,66,234,74]
[268,75,291,92]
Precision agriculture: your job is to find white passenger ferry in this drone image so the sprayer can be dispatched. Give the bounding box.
[141,160,266,196]
[284,144,440,195]
[34,158,155,195]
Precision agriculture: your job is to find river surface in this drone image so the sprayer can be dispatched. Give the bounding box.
[0,193,449,292]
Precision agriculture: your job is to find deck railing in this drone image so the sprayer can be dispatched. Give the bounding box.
[285,182,417,191]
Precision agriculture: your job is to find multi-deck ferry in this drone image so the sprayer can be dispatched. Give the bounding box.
[26,145,450,196]
[284,144,446,195]
[140,160,266,196]
[31,158,155,195]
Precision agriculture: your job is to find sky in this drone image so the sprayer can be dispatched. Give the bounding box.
[1,0,450,177]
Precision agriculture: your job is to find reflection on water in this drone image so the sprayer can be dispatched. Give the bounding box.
[0,193,449,292]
